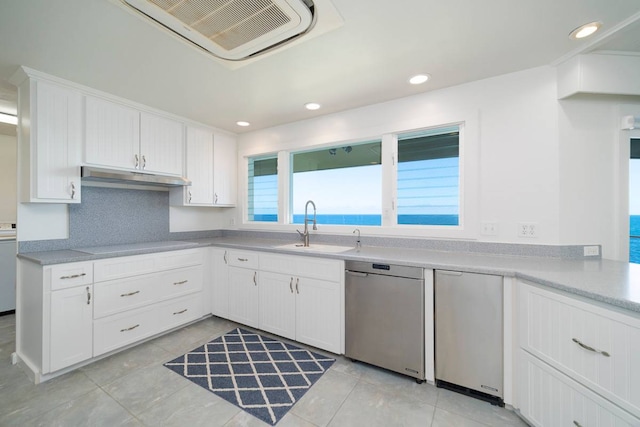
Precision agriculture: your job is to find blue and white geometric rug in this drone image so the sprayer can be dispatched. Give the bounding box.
[164,328,335,425]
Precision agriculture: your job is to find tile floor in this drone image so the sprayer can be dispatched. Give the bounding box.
[0,313,528,426]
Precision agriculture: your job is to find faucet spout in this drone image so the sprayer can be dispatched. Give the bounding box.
[297,200,317,247]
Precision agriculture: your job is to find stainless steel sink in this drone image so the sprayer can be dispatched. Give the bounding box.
[274,243,353,253]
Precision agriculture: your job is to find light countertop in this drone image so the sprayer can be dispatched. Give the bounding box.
[17,237,640,314]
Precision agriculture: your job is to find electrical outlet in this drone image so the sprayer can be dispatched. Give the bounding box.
[583,245,600,257]
[517,222,538,238]
[481,222,498,236]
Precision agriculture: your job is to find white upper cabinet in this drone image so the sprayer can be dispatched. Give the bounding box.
[85,96,184,176]
[12,70,82,203]
[184,125,214,205]
[85,96,140,171]
[140,112,184,175]
[213,132,237,206]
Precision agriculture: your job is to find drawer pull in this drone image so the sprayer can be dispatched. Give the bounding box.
[173,309,188,315]
[120,324,140,332]
[253,271,257,286]
[572,338,610,357]
[120,290,140,297]
[60,273,87,280]
[574,422,583,427]
[223,251,228,264]
[86,287,91,305]
[173,280,188,285]
[238,258,248,262]
[295,277,299,294]
[289,277,293,293]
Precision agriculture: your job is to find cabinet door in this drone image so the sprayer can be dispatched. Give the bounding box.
[140,112,184,176]
[185,126,214,205]
[295,277,341,353]
[212,132,237,206]
[227,267,259,328]
[49,285,93,372]
[259,271,296,340]
[31,80,82,202]
[211,248,229,318]
[85,96,140,170]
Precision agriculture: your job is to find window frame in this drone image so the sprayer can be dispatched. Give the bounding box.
[239,113,478,239]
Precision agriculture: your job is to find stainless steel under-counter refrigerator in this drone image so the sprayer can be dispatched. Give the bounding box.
[434,270,504,406]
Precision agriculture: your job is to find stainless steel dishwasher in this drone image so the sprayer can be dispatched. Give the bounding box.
[345,261,425,382]
[435,270,504,406]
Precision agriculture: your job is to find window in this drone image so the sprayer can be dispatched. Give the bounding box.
[247,156,278,222]
[397,127,460,226]
[291,141,382,225]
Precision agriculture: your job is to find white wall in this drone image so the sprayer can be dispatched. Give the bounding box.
[0,134,17,222]
[238,66,562,244]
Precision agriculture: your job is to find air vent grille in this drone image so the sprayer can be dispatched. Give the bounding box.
[128,0,312,59]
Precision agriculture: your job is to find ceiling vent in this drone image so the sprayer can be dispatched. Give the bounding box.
[123,0,315,60]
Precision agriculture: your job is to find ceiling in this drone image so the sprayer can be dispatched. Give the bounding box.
[1,0,639,134]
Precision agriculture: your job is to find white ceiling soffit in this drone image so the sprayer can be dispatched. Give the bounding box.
[122,0,316,61]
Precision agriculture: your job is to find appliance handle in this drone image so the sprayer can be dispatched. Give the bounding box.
[346,270,369,278]
[437,270,464,276]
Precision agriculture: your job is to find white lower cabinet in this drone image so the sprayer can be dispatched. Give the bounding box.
[17,248,206,383]
[518,350,638,426]
[211,248,229,318]
[516,280,640,424]
[259,253,343,354]
[228,266,259,328]
[49,284,93,372]
[212,248,344,354]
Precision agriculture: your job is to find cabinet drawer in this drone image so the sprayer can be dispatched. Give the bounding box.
[157,294,203,332]
[519,281,640,417]
[157,266,203,300]
[50,262,93,290]
[518,350,639,426]
[93,306,156,356]
[154,249,203,270]
[228,250,259,269]
[93,275,158,319]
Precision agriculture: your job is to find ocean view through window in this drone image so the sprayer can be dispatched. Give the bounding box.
[248,156,278,222]
[291,141,382,225]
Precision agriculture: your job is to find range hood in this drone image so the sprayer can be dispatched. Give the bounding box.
[81,166,191,187]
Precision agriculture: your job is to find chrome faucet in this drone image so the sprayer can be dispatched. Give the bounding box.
[297,200,317,247]
[353,228,361,251]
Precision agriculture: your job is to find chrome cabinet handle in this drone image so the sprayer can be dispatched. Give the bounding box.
[142,155,146,170]
[253,271,257,286]
[86,286,91,305]
[120,290,140,297]
[188,190,192,203]
[223,251,228,264]
[134,154,139,169]
[573,422,582,427]
[120,324,140,332]
[70,182,76,199]
[173,309,187,315]
[572,338,610,357]
[173,280,188,285]
[214,193,218,204]
[289,277,293,293]
[238,258,248,262]
[60,273,86,280]
[295,277,299,294]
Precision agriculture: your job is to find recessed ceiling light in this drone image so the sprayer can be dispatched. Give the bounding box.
[409,74,430,85]
[569,21,602,39]
[236,121,250,127]
[305,102,321,110]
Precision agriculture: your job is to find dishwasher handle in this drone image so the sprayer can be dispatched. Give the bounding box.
[437,270,464,276]
[346,270,369,278]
